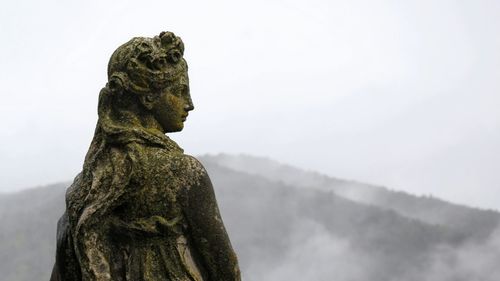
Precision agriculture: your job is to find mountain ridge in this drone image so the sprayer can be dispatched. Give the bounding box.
[200,153,500,240]
[1,154,499,281]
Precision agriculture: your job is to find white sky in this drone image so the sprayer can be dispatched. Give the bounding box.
[1,0,499,210]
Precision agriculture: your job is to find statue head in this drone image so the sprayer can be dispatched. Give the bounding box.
[102,31,193,133]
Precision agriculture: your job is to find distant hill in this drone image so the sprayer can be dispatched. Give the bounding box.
[0,183,66,281]
[1,154,499,281]
[200,153,500,240]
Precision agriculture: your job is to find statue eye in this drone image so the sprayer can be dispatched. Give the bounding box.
[171,85,188,97]
[174,87,183,97]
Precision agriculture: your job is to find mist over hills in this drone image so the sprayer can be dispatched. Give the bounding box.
[1,154,499,281]
[0,183,66,281]
[201,154,500,240]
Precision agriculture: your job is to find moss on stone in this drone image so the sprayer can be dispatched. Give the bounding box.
[50,31,241,281]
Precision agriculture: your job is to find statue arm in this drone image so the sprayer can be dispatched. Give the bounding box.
[183,158,241,281]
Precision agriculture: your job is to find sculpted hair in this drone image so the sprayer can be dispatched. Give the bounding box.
[107,31,186,96]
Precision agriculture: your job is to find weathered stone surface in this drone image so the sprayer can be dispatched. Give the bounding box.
[50,31,241,281]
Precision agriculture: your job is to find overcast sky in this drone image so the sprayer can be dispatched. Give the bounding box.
[1,0,499,210]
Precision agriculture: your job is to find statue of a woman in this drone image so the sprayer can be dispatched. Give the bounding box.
[50,31,241,281]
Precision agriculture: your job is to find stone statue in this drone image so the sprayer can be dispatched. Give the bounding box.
[50,31,241,281]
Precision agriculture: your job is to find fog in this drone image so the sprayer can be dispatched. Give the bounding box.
[1,1,500,210]
[254,220,376,281]
[3,2,500,278]
[259,221,500,281]
[424,229,500,281]
[3,155,499,281]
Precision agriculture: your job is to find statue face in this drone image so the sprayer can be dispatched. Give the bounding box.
[152,74,194,133]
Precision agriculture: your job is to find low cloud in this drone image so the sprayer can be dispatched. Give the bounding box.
[422,228,500,281]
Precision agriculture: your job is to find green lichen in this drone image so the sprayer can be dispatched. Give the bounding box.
[50,31,241,281]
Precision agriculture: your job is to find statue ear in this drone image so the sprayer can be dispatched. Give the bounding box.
[139,94,157,110]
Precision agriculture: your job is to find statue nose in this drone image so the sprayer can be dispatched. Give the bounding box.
[184,97,194,111]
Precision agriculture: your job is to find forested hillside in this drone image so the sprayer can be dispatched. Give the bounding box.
[0,155,498,281]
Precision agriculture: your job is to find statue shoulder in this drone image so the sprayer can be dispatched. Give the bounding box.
[175,154,210,188]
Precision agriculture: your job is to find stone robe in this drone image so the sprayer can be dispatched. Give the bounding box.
[50,120,240,281]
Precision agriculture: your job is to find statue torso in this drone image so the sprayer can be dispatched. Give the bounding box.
[113,144,206,281]
[118,146,187,221]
